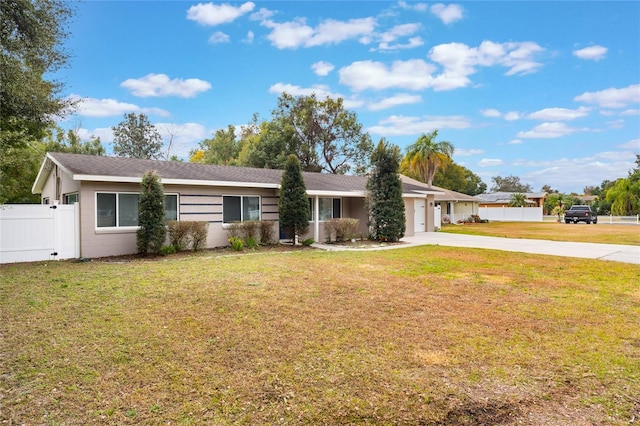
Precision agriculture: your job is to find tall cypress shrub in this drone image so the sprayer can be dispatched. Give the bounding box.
[367,140,406,242]
[279,154,309,243]
[137,170,166,254]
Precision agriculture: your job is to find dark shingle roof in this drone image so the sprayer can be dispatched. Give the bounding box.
[36,153,442,196]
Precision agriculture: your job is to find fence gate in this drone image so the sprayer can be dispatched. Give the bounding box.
[0,204,79,264]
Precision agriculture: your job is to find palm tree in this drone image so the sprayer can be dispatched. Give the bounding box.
[402,130,454,187]
[606,178,640,215]
[508,193,528,207]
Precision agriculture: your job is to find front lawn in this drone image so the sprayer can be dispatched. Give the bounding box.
[441,222,640,246]
[1,247,639,424]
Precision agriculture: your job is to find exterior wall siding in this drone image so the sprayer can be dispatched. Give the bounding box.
[77,182,281,258]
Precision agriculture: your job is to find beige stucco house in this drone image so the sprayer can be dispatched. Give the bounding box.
[433,186,480,224]
[32,153,442,258]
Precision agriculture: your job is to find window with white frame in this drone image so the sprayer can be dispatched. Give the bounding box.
[309,197,342,221]
[64,193,79,204]
[96,192,179,228]
[223,195,260,223]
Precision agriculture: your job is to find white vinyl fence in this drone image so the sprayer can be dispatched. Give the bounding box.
[0,204,79,264]
[544,215,639,224]
[479,206,543,222]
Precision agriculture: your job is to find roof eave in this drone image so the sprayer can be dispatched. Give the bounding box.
[32,153,73,194]
[73,174,281,189]
[306,190,367,197]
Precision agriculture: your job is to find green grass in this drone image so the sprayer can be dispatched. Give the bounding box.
[1,247,639,424]
[441,221,640,245]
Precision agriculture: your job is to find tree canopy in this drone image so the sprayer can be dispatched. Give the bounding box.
[112,113,163,159]
[490,175,533,193]
[0,127,104,204]
[401,130,454,187]
[190,93,373,175]
[273,93,373,174]
[278,154,309,242]
[367,140,406,242]
[432,159,486,195]
[1,0,75,150]
[137,170,166,255]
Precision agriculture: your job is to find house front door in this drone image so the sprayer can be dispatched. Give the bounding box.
[414,199,426,233]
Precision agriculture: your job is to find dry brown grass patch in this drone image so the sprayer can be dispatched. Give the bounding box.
[1,246,638,424]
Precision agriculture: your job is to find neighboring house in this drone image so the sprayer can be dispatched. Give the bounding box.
[576,195,597,205]
[399,176,480,224]
[32,153,442,258]
[433,186,480,223]
[475,192,547,207]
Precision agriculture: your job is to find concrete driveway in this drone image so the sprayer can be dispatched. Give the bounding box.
[403,232,640,265]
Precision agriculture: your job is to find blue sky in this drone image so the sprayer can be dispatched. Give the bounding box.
[58,1,640,193]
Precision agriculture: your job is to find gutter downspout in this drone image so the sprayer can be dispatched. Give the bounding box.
[314,195,320,242]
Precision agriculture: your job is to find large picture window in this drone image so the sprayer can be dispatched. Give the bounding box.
[96,192,179,228]
[223,195,260,223]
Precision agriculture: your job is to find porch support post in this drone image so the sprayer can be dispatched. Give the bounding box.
[314,195,320,242]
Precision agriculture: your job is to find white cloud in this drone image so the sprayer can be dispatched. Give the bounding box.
[368,94,422,111]
[619,138,640,150]
[516,122,588,139]
[311,61,335,76]
[121,74,212,98]
[186,2,255,26]
[574,84,640,108]
[430,3,464,24]
[307,18,377,47]
[208,31,230,44]
[339,59,436,91]
[268,82,365,109]
[367,114,471,136]
[398,1,428,12]
[508,139,523,145]
[428,40,544,90]
[455,148,484,156]
[268,82,340,100]
[527,106,591,121]
[76,127,114,143]
[261,19,313,49]
[503,111,522,121]
[69,95,170,118]
[262,17,376,49]
[156,122,208,159]
[250,7,273,21]
[621,109,640,116]
[478,158,503,167]
[375,23,424,51]
[518,152,637,192]
[243,31,254,44]
[573,45,608,61]
[339,40,545,93]
[481,108,502,118]
[607,119,625,129]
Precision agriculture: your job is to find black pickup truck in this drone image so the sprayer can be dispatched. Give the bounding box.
[564,205,598,224]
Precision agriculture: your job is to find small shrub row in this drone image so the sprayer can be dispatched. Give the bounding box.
[228,235,259,251]
[459,215,488,224]
[166,221,209,252]
[226,220,275,245]
[324,218,360,243]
